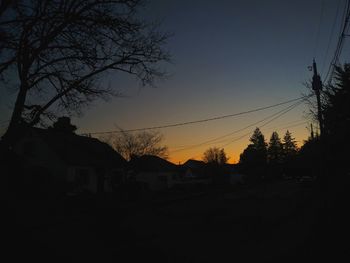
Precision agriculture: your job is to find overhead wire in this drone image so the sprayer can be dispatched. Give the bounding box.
[264,120,308,132]
[313,0,325,58]
[178,121,308,164]
[321,0,342,76]
[82,96,309,135]
[323,0,350,84]
[169,96,310,153]
[219,99,306,148]
[279,121,308,130]
[169,100,303,152]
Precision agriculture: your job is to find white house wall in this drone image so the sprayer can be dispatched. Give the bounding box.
[14,131,123,194]
[67,166,98,193]
[135,172,176,191]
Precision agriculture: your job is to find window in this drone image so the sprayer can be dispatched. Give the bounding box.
[158,175,168,183]
[76,168,90,185]
[112,170,124,184]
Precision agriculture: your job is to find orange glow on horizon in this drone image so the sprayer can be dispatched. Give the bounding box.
[167,144,244,165]
[165,124,309,165]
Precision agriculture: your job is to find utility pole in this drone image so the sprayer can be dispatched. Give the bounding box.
[311,59,327,210]
[311,59,324,137]
[310,123,314,140]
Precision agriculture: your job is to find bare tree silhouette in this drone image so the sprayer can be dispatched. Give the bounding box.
[0,0,170,138]
[202,147,228,165]
[101,130,168,161]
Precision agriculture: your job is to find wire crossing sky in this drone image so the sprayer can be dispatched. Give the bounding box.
[82,96,308,135]
[1,0,349,163]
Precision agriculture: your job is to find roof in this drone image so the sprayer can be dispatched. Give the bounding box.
[30,127,126,168]
[181,159,214,178]
[129,155,177,172]
[182,159,206,169]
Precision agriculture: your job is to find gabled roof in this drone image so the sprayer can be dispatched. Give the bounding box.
[29,127,126,168]
[129,155,177,172]
[181,159,211,177]
[182,159,206,169]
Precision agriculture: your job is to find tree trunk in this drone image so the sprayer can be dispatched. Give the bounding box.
[3,84,27,143]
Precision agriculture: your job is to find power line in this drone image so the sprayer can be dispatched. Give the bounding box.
[168,109,283,150]
[179,121,309,164]
[322,0,347,82]
[257,100,305,129]
[170,100,302,151]
[267,118,306,127]
[321,0,342,76]
[323,0,350,84]
[313,0,325,58]
[279,121,308,130]
[174,104,310,163]
[264,120,308,132]
[219,120,308,150]
[169,97,310,153]
[220,99,305,148]
[83,96,309,135]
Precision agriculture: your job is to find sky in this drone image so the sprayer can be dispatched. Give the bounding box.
[1,0,349,164]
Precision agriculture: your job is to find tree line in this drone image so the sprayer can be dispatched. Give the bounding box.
[1,1,348,186]
[200,127,309,184]
[240,129,297,165]
[199,128,298,182]
[201,64,350,183]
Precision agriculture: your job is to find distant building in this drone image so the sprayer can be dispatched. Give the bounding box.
[181,160,244,185]
[181,159,209,178]
[177,159,212,186]
[12,121,126,195]
[129,155,179,191]
[222,163,245,185]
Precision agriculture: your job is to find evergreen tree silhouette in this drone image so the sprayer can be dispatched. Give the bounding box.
[239,128,267,182]
[267,131,283,164]
[282,130,298,160]
[323,64,350,142]
[322,63,350,174]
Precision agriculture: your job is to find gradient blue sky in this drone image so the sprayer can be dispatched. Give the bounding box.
[1,0,349,163]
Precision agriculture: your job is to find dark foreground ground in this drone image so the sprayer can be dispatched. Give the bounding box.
[3,179,349,263]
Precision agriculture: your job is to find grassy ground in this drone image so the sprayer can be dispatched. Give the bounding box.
[4,180,339,262]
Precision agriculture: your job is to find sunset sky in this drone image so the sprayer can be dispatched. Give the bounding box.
[1,0,349,164]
